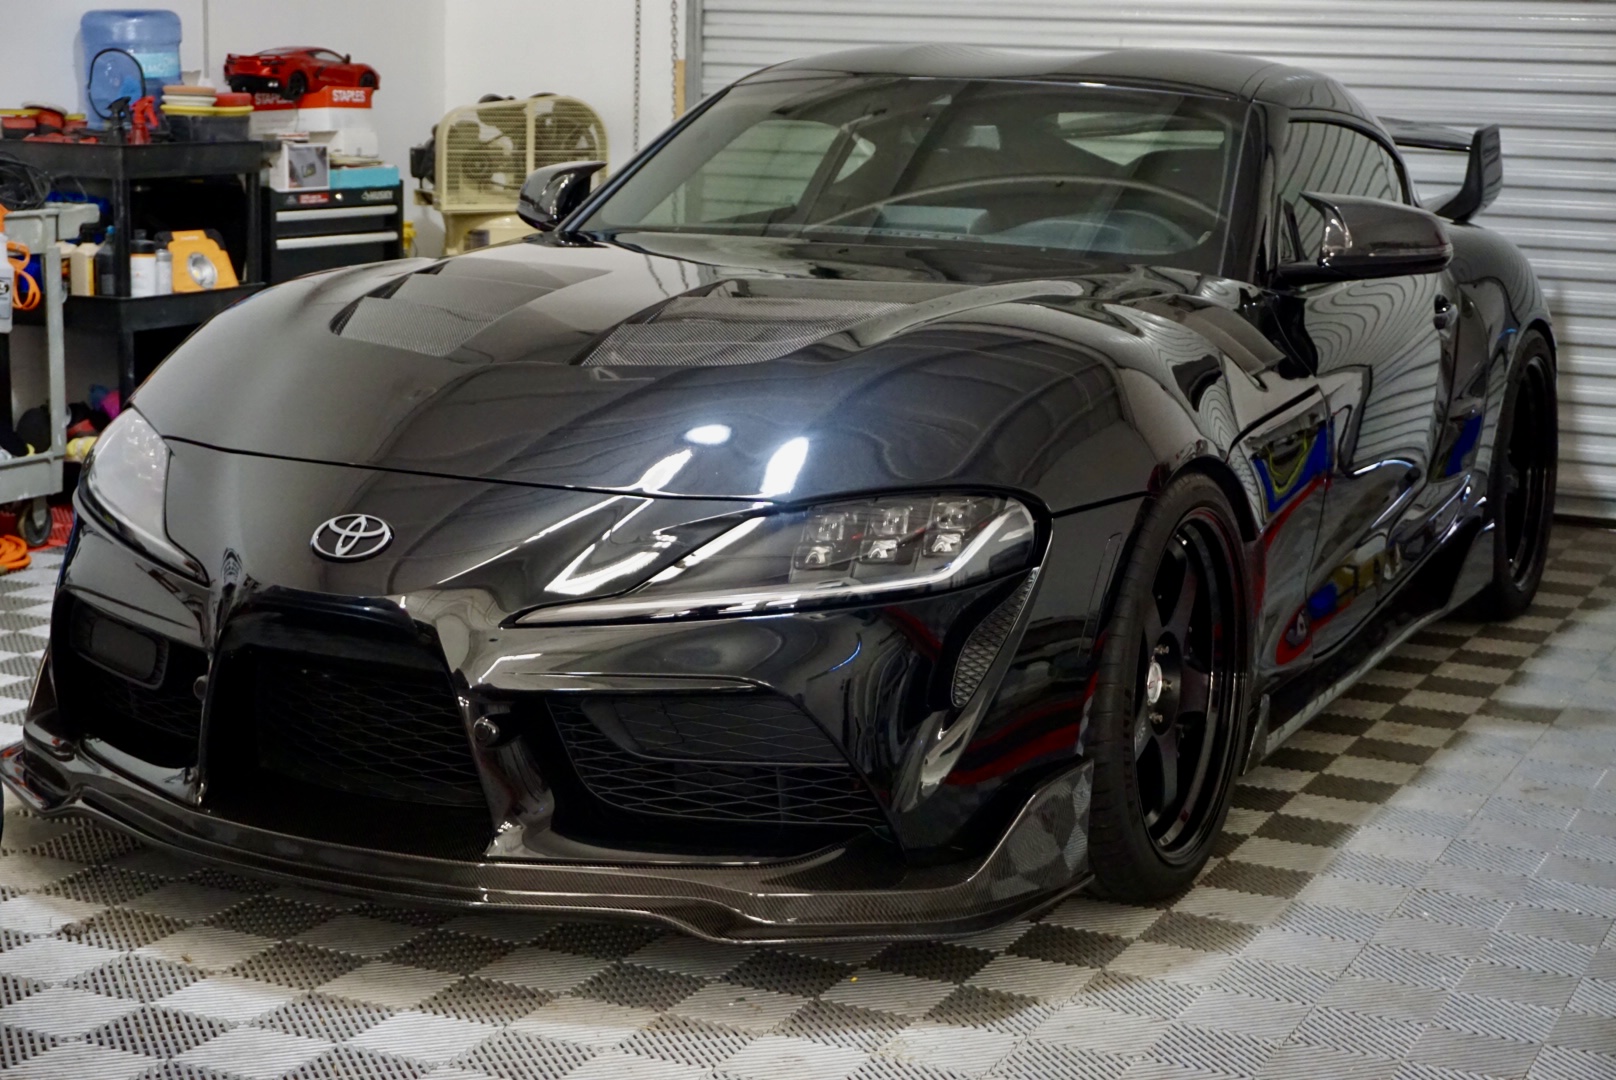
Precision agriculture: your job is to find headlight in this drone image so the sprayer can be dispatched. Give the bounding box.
[82,409,203,579]
[516,493,1038,625]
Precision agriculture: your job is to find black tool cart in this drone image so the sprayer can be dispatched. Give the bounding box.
[0,140,265,401]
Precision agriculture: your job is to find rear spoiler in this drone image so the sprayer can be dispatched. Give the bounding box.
[1380,118,1502,224]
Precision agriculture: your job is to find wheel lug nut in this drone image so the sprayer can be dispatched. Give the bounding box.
[1154,644,1169,656]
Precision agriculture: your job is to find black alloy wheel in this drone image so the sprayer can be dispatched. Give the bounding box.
[359,72,378,88]
[1467,332,1556,620]
[286,72,308,100]
[1087,474,1246,900]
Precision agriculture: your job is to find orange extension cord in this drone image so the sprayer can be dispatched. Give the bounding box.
[5,240,40,313]
[0,535,30,573]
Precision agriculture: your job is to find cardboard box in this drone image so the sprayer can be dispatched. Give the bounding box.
[269,140,330,192]
[250,85,374,140]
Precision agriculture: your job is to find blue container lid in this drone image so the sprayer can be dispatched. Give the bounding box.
[81,9,183,45]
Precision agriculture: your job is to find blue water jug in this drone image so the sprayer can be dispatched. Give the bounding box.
[80,9,183,128]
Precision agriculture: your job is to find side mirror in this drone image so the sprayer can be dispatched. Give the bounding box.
[516,160,607,231]
[1275,193,1451,287]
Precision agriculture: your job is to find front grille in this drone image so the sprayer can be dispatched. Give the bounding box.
[548,695,885,828]
[252,652,486,808]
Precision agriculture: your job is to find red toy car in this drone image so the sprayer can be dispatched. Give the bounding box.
[223,48,378,100]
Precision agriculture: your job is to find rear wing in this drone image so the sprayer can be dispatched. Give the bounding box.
[1380,118,1502,224]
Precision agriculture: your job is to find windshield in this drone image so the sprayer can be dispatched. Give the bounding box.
[582,75,1244,272]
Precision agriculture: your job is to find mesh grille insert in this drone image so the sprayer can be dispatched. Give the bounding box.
[252,652,485,808]
[80,662,202,743]
[549,695,884,828]
[581,694,845,765]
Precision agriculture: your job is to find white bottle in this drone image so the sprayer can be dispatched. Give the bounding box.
[154,245,173,295]
[129,234,157,299]
[70,240,98,296]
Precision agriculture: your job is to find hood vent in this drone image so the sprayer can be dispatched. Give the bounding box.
[582,296,905,367]
[331,269,556,357]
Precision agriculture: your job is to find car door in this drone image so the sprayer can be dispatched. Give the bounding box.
[1269,118,1454,661]
[310,49,345,85]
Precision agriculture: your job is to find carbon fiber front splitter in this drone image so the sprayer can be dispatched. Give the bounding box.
[0,740,1092,943]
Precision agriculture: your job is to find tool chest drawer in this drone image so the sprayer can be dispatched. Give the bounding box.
[263,184,403,282]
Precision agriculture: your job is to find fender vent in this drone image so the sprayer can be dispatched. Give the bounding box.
[952,574,1037,708]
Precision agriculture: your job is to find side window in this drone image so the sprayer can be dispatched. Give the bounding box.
[1277,121,1404,261]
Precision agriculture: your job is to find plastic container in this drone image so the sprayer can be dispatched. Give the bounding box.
[81,10,183,128]
[70,231,99,297]
[164,112,250,143]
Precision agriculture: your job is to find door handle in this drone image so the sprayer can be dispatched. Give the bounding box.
[1433,294,1455,331]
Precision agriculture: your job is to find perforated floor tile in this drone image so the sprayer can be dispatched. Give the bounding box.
[0,536,1615,1077]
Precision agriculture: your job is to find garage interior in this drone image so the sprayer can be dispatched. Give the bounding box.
[0,2,1613,1078]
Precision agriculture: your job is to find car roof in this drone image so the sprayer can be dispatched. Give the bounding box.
[757,46,1374,120]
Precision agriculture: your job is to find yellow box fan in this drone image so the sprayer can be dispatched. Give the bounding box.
[428,94,608,255]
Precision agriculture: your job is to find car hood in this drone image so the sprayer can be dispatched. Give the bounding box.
[137,233,1201,509]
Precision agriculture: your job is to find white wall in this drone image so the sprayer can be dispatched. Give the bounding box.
[201,0,447,251]
[0,0,668,417]
[0,0,207,118]
[0,0,675,251]
[443,0,680,173]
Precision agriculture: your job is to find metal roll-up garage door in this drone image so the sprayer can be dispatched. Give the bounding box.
[694,1,1616,518]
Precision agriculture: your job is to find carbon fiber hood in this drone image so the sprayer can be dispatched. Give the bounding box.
[134,233,1173,507]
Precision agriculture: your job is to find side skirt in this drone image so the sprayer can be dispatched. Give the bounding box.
[1257,516,1493,761]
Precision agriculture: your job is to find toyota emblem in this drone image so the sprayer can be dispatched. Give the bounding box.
[310,514,393,561]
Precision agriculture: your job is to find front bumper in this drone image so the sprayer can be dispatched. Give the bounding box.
[1,739,1091,942]
[18,446,1131,941]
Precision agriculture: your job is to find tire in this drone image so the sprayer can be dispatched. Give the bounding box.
[1464,332,1557,621]
[286,72,308,101]
[358,72,378,89]
[1087,473,1247,901]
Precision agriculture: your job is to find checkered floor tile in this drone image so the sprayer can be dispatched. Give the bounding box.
[1,530,1615,1079]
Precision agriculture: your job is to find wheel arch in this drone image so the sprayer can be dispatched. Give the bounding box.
[1160,455,1266,771]
[1166,455,1261,545]
[1522,317,1557,374]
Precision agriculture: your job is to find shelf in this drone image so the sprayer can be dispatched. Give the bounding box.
[61,286,267,333]
[15,285,267,333]
[0,140,270,181]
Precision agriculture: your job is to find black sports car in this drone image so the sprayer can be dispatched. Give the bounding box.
[3,48,1555,942]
